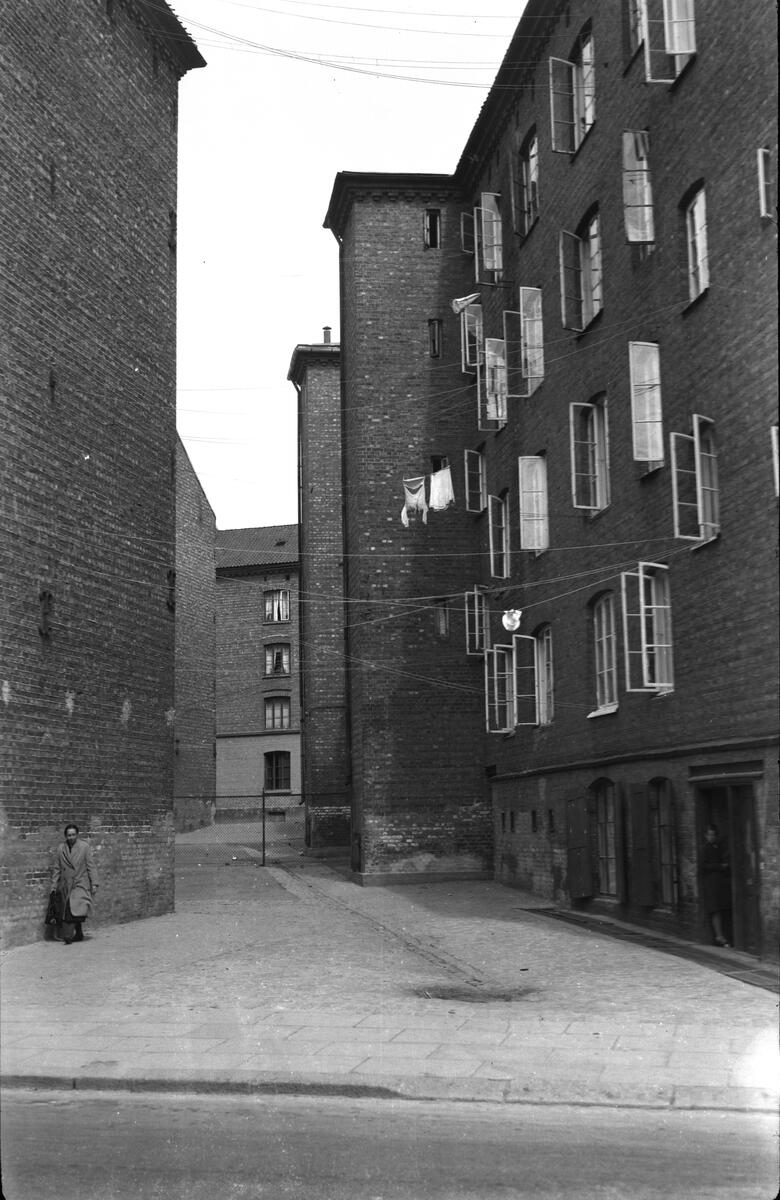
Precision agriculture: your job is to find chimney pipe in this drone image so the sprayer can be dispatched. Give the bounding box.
[323,326,331,344]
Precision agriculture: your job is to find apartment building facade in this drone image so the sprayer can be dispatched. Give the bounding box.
[322,0,778,952]
[215,526,302,816]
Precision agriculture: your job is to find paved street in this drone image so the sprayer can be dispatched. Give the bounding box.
[1,825,777,1112]
[2,1089,777,1200]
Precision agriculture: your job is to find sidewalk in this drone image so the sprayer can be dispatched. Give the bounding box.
[1,828,777,1111]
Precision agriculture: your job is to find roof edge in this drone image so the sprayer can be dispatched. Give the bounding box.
[324,171,458,240]
[138,1,206,73]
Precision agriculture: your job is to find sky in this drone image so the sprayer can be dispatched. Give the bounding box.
[174,0,526,531]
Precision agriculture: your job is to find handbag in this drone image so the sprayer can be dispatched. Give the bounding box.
[45,891,63,925]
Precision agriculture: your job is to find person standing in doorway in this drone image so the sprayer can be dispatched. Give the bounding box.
[701,823,731,947]
[50,824,99,944]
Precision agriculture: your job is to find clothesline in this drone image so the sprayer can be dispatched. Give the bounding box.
[401,465,455,527]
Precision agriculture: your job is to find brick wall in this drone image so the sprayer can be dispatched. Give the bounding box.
[174,439,216,831]
[0,0,203,946]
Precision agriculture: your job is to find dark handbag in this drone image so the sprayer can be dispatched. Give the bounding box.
[45,891,62,925]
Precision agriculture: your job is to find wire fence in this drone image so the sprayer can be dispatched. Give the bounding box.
[177,793,305,865]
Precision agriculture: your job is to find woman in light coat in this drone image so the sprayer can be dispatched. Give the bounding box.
[50,824,99,944]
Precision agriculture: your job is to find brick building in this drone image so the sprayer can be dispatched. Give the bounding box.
[319,0,778,953]
[0,1,204,946]
[174,438,216,833]
[288,331,350,852]
[215,526,301,818]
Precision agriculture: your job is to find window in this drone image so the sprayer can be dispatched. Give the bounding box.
[640,0,696,82]
[428,319,442,358]
[591,594,618,713]
[621,562,673,692]
[629,342,664,466]
[518,455,549,550]
[772,425,779,497]
[433,599,450,640]
[513,129,539,235]
[264,697,290,730]
[671,414,719,541]
[757,148,774,219]
[593,779,618,896]
[485,644,513,732]
[570,397,610,511]
[265,644,291,677]
[464,448,487,512]
[488,493,509,578]
[684,186,709,301]
[625,0,643,55]
[549,25,595,153]
[465,586,488,655]
[622,131,655,244]
[649,779,678,907]
[424,208,441,249]
[560,211,603,330]
[460,302,483,373]
[536,625,554,725]
[475,192,503,282]
[264,589,290,622]
[483,337,508,425]
[505,287,544,397]
[264,750,291,791]
[513,633,540,726]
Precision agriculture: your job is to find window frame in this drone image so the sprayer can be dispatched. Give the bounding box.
[622,130,655,245]
[620,562,674,693]
[685,186,709,302]
[594,779,618,897]
[485,644,514,733]
[513,633,540,726]
[264,696,291,730]
[464,448,487,513]
[536,624,554,725]
[433,598,450,640]
[428,318,442,358]
[757,147,774,219]
[488,493,510,579]
[591,593,618,715]
[640,0,696,83]
[474,192,503,283]
[560,212,603,331]
[549,25,596,154]
[423,207,441,249]
[628,342,664,466]
[570,397,610,512]
[513,128,540,235]
[460,303,483,374]
[518,455,549,551]
[263,589,290,623]
[649,778,678,908]
[670,413,719,542]
[505,287,544,398]
[465,586,488,656]
[264,749,291,792]
[264,643,291,678]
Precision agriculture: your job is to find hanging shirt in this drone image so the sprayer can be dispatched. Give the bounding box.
[429,466,455,511]
[401,477,428,526]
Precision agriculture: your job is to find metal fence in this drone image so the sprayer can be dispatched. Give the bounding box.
[182,793,305,865]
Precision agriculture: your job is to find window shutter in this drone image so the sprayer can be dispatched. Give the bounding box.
[569,402,596,510]
[513,634,540,726]
[692,414,719,539]
[559,230,583,330]
[464,449,485,513]
[629,785,656,906]
[549,57,576,153]
[663,0,696,54]
[485,645,513,732]
[629,342,664,463]
[620,567,652,692]
[566,793,595,899]
[615,786,628,904]
[670,431,701,539]
[518,455,549,550]
[520,286,544,395]
[622,131,655,243]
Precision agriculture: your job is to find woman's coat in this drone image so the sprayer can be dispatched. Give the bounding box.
[51,839,98,917]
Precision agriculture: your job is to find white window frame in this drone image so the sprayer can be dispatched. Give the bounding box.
[265,643,291,677]
[772,425,779,498]
[460,303,483,374]
[549,27,595,154]
[264,696,291,730]
[627,0,644,54]
[474,192,503,282]
[423,207,441,249]
[560,213,603,331]
[514,130,539,235]
[591,594,618,715]
[433,599,450,640]
[536,625,554,725]
[505,287,544,398]
[621,562,674,693]
[485,644,514,733]
[264,589,290,622]
[757,148,774,219]
[484,337,508,423]
[464,448,487,513]
[518,456,549,551]
[513,633,540,726]
[685,186,709,301]
[622,131,655,244]
[628,342,664,465]
[465,586,488,655]
[670,413,719,542]
[570,399,610,511]
[640,0,696,83]
[488,493,510,579]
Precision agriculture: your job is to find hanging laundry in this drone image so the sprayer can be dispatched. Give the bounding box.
[429,465,455,511]
[401,476,428,527]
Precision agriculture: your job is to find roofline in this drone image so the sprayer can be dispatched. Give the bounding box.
[287,342,341,387]
[216,561,299,577]
[323,171,459,240]
[138,1,206,74]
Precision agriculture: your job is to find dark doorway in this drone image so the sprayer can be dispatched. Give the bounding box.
[696,783,760,954]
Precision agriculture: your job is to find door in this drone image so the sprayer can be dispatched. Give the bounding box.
[696,784,760,954]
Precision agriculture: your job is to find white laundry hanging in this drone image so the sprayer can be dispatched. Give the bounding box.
[401,476,428,527]
[429,465,455,511]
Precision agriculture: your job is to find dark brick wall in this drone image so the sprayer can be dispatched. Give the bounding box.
[335,184,493,877]
[292,346,351,848]
[0,0,202,946]
[174,440,216,832]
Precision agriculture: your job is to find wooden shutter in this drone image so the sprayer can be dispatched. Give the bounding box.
[629,784,656,906]
[566,793,594,899]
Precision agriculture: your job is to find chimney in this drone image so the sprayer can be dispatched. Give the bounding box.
[323,326,332,344]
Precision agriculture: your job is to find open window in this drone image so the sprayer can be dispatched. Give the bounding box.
[621,562,674,692]
[758,148,774,219]
[423,208,441,249]
[460,303,483,374]
[488,493,510,578]
[518,455,549,550]
[485,645,514,732]
[591,593,618,715]
[464,448,487,513]
[560,211,603,330]
[629,342,664,467]
[512,128,539,235]
[684,185,709,301]
[505,287,544,397]
[513,633,540,726]
[570,397,610,511]
[473,192,503,283]
[549,25,595,153]
[465,586,488,655]
[640,0,696,83]
[484,338,508,423]
[670,414,719,541]
[622,131,655,244]
[535,624,554,725]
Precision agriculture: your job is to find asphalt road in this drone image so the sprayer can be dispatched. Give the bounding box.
[2,1089,776,1200]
